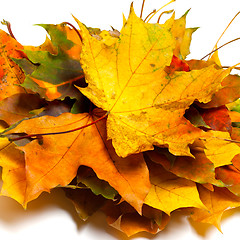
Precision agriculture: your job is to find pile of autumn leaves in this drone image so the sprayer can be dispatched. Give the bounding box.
[2,6,240,237]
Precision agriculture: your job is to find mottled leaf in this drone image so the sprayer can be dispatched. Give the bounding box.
[14,24,85,101]
[200,105,232,132]
[0,30,26,100]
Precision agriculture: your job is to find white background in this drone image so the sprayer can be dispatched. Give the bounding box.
[1,0,240,239]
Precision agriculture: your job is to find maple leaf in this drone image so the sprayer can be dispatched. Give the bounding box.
[146,147,224,187]
[2,110,150,212]
[184,105,211,129]
[200,130,240,168]
[0,127,26,205]
[167,10,197,59]
[189,185,240,232]
[216,165,240,197]
[186,104,232,132]
[103,201,170,237]
[1,2,240,237]
[13,24,85,101]
[75,7,230,158]
[143,158,206,215]
[198,74,240,108]
[0,30,26,101]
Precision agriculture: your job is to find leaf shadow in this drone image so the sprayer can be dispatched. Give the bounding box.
[188,215,214,237]
[0,179,84,230]
[188,207,240,237]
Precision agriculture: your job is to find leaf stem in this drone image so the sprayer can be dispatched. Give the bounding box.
[61,21,82,42]
[157,10,174,23]
[56,184,89,190]
[200,37,240,60]
[214,137,240,144]
[9,112,108,142]
[1,20,16,40]
[209,11,240,59]
[222,66,240,70]
[146,0,175,23]
[143,9,156,22]
[140,0,146,19]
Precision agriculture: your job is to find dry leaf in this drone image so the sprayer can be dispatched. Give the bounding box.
[0,2,240,237]
[75,7,230,158]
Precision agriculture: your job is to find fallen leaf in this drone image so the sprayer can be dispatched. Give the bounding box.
[200,105,232,132]
[37,24,82,60]
[146,147,224,187]
[144,158,206,215]
[200,74,240,108]
[75,166,118,200]
[0,127,26,205]
[169,10,197,59]
[165,55,190,74]
[13,24,85,101]
[76,7,230,158]
[0,30,26,101]
[228,110,240,123]
[216,165,240,196]
[2,110,150,212]
[184,105,210,129]
[200,131,240,168]
[103,201,170,237]
[189,185,240,232]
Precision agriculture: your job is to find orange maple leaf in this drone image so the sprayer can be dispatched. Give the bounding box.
[2,110,150,213]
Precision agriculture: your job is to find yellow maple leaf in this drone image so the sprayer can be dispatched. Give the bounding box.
[201,131,240,168]
[144,159,206,215]
[75,7,230,158]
